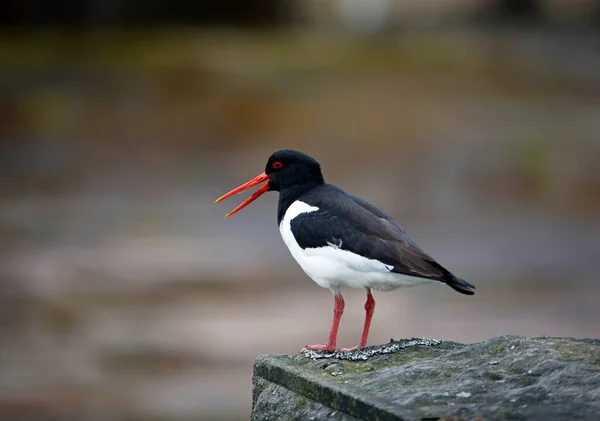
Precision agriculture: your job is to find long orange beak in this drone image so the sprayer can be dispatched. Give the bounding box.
[215,172,270,218]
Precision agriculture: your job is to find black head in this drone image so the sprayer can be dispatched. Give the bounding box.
[265,150,325,192]
[215,149,325,218]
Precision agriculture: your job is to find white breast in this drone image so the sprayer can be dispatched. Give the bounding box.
[279,200,432,293]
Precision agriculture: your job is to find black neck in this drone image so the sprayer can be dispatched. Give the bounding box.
[277,183,321,225]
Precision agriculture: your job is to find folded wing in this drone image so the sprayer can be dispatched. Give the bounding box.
[292,186,475,295]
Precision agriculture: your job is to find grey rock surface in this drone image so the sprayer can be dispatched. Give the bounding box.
[251,336,600,421]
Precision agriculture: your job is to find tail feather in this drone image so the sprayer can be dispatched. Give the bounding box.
[447,276,475,295]
[423,259,475,295]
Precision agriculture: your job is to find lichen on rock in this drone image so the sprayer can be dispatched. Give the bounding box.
[301,337,442,361]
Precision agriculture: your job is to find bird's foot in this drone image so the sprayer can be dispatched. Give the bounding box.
[340,344,365,353]
[300,343,336,353]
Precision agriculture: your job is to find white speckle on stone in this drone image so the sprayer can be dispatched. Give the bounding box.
[510,398,517,403]
[456,392,471,398]
[510,345,516,350]
[527,370,533,374]
[488,360,499,365]
[302,338,442,360]
[331,371,343,376]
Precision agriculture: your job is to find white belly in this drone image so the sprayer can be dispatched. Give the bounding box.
[279,201,433,293]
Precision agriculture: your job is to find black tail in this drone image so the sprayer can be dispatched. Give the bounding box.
[447,276,476,295]
[424,259,475,295]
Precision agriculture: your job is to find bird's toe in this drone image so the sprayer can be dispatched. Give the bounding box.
[300,343,337,353]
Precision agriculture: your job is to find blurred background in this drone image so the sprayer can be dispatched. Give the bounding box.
[1,1,600,420]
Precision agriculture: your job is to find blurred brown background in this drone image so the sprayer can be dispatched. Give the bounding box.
[1,1,600,420]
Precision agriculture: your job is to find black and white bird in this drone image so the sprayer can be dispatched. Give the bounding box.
[216,149,475,352]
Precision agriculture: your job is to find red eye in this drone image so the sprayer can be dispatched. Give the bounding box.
[272,161,283,169]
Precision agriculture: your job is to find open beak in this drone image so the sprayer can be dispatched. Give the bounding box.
[215,172,270,218]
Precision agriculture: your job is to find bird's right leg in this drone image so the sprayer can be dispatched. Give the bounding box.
[340,288,375,352]
[301,293,344,353]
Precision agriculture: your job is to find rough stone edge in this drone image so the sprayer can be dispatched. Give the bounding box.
[253,354,409,421]
[251,376,362,421]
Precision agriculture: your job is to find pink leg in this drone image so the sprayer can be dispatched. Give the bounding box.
[301,294,344,353]
[341,289,375,352]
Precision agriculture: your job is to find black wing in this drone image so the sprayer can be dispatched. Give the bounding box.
[293,185,475,295]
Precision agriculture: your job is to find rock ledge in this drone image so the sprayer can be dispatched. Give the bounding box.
[251,335,599,421]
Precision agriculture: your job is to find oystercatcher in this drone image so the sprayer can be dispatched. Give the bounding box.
[216,150,474,352]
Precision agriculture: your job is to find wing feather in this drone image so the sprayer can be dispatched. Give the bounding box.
[292,185,475,294]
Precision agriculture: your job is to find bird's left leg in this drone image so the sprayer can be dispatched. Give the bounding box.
[340,288,375,352]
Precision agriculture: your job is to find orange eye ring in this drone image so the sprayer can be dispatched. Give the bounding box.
[272,161,283,169]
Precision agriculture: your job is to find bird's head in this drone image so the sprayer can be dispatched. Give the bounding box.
[216,149,324,218]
